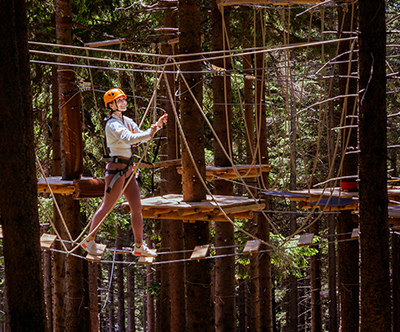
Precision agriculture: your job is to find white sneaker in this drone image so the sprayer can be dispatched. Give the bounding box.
[81,238,103,256]
[132,243,157,257]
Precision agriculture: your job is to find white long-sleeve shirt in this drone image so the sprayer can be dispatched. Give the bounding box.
[105,114,158,158]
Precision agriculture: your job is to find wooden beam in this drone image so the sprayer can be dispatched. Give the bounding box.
[298,233,314,247]
[147,208,176,216]
[233,211,254,219]
[217,0,325,6]
[138,255,156,265]
[351,228,360,240]
[137,158,181,169]
[190,244,210,260]
[40,234,57,250]
[243,240,261,255]
[85,38,126,48]
[85,244,107,262]
[37,176,75,195]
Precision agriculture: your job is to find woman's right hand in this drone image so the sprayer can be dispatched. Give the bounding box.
[156,113,168,128]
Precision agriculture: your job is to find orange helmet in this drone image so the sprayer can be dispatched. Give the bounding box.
[104,88,127,108]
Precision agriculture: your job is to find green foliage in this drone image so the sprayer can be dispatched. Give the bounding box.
[145,282,161,298]
[270,233,318,279]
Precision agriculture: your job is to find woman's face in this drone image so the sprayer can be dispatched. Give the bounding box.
[111,96,127,112]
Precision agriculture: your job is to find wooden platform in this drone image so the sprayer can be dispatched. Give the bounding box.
[130,194,265,222]
[37,160,182,199]
[266,186,400,212]
[177,164,270,181]
[285,186,400,202]
[217,0,326,7]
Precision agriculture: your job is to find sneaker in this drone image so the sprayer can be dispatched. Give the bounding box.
[132,243,157,257]
[81,238,103,256]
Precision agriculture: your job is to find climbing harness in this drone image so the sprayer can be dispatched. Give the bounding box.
[104,158,135,194]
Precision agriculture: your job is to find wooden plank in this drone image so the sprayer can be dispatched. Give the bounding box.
[85,38,126,48]
[148,208,176,215]
[233,211,254,219]
[217,0,325,6]
[298,233,314,247]
[190,244,210,260]
[85,244,107,262]
[138,256,156,265]
[40,234,57,250]
[137,158,181,169]
[243,240,261,255]
[214,202,265,215]
[351,228,360,240]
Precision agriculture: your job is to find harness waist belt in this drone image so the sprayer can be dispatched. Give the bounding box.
[101,156,133,165]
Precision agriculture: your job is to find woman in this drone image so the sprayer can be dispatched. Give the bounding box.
[82,88,167,257]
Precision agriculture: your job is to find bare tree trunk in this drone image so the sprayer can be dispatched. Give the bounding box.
[42,223,53,332]
[158,7,178,330]
[117,226,126,332]
[54,1,86,330]
[127,253,136,332]
[393,233,400,332]
[336,4,360,331]
[359,1,391,331]
[250,246,260,332]
[146,238,155,332]
[109,265,115,332]
[254,9,272,332]
[287,94,298,332]
[211,3,236,332]
[238,268,247,332]
[51,25,66,332]
[327,215,338,332]
[64,196,87,331]
[179,0,211,329]
[0,1,47,330]
[310,222,321,332]
[88,262,99,332]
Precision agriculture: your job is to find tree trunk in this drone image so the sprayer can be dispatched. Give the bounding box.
[117,226,126,332]
[249,242,260,332]
[254,9,272,332]
[393,233,400,332]
[238,271,246,331]
[359,1,391,331]
[337,3,359,331]
[310,222,321,332]
[55,1,86,330]
[0,1,47,330]
[127,254,136,332]
[287,89,298,332]
[88,262,99,332]
[327,215,338,332]
[179,0,211,330]
[42,223,53,332]
[51,59,66,332]
[242,7,255,167]
[146,238,155,332]
[109,265,115,331]
[64,196,87,331]
[211,3,236,332]
[159,7,178,330]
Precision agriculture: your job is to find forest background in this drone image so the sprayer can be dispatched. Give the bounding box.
[0,0,398,331]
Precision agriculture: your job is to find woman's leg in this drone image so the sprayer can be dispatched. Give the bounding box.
[123,170,143,245]
[87,163,127,241]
